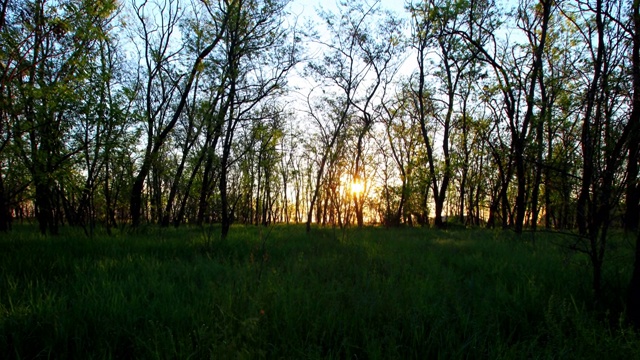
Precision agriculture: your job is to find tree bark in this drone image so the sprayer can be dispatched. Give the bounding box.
[576,0,605,236]
[0,170,10,232]
[530,76,548,231]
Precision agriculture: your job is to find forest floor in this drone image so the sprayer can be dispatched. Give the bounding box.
[1,224,639,359]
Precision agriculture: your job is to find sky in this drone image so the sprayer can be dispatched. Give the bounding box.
[283,0,416,104]
[289,0,408,17]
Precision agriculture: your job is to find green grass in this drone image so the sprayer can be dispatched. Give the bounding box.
[0,224,638,359]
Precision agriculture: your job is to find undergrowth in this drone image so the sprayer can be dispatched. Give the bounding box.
[0,224,637,359]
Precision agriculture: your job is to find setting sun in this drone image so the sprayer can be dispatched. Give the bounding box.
[351,180,364,195]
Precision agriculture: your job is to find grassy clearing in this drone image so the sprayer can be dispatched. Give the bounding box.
[0,224,638,359]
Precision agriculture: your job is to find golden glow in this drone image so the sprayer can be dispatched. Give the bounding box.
[351,180,364,195]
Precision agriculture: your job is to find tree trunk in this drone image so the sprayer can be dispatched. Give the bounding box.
[282,161,289,224]
[500,180,510,230]
[0,171,10,232]
[219,122,234,238]
[197,157,214,226]
[395,182,407,227]
[626,146,640,231]
[434,196,444,228]
[220,164,231,238]
[35,182,58,235]
[104,157,115,234]
[530,105,547,231]
[544,120,553,229]
[353,129,368,228]
[173,146,207,227]
[475,183,482,226]
[219,72,237,238]
[130,157,151,227]
[162,147,190,227]
[577,0,605,235]
[307,143,339,233]
[460,168,467,225]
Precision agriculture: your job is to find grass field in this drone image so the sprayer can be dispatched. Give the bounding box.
[1,224,639,359]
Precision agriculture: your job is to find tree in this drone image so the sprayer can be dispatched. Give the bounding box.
[514,0,553,232]
[128,0,228,227]
[302,86,350,232]
[450,0,553,233]
[159,4,210,228]
[379,87,424,226]
[408,0,497,229]
[303,0,402,231]
[345,2,403,228]
[562,0,632,302]
[74,27,130,236]
[3,0,118,234]
[215,0,296,238]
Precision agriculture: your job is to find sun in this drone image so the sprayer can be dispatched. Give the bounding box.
[351,180,364,195]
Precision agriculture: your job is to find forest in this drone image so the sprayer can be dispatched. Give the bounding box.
[2,0,640,353]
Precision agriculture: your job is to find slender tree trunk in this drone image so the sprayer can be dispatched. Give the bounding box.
[353,129,368,228]
[577,0,605,235]
[197,156,214,226]
[0,171,9,232]
[306,130,346,233]
[173,146,208,226]
[219,67,237,238]
[152,164,164,223]
[420,181,430,226]
[626,145,639,231]
[395,182,407,227]
[104,156,115,234]
[196,126,223,226]
[530,90,547,231]
[322,195,329,226]
[220,169,230,238]
[459,85,472,226]
[282,161,289,224]
[544,120,553,229]
[487,182,499,228]
[254,157,261,225]
[295,181,301,223]
[220,122,235,239]
[460,170,467,225]
[475,182,482,225]
[500,178,510,230]
[162,144,191,227]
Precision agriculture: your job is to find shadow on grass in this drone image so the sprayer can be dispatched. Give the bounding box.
[1,224,638,359]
